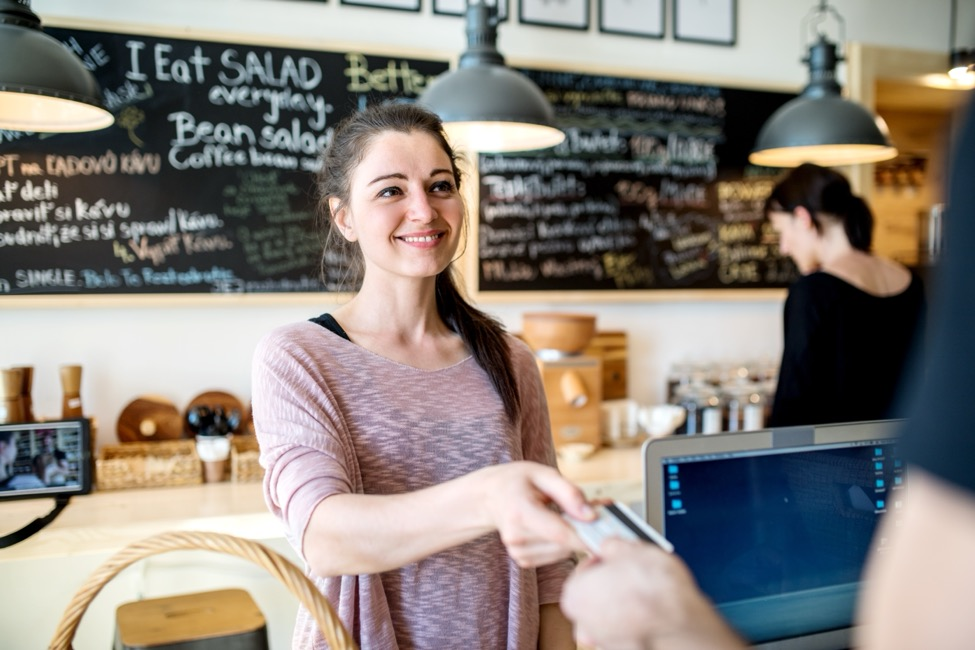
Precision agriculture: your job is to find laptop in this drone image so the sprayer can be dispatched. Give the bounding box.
[642,420,906,650]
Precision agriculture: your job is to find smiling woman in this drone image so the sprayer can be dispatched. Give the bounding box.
[249,102,593,650]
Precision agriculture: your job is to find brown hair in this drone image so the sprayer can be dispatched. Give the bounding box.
[764,163,874,252]
[316,102,522,422]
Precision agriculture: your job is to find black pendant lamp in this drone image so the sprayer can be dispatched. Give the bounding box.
[749,0,896,167]
[418,0,565,153]
[948,0,975,83]
[949,49,975,81]
[0,0,114,132]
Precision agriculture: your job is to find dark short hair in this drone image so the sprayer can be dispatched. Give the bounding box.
[765,163,873,252]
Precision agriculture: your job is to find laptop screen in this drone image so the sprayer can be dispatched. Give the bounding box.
[642,420,905,648]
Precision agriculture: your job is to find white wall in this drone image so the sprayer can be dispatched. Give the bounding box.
[35,0,956,90]
[3,0,955,448]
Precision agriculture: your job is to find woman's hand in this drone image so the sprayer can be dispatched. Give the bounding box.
[561,539,747,650]
[479,461,594,567]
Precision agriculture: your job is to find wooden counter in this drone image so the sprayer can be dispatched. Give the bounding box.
[1,445,643,563]
[0,482,281,563]
[0,445,642,650]
[558,444,644,504]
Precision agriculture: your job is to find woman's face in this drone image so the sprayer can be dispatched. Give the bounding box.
[333,130,463,284]
[769,208,820,274]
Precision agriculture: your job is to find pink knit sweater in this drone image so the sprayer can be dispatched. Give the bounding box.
[252,321,572,649]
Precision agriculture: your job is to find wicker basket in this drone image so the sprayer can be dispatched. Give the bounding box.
[96,439,202,490]
[231,434,264,483]
[49,530,357,650]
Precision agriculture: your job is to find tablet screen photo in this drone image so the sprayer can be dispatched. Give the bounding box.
[0,418,92,501]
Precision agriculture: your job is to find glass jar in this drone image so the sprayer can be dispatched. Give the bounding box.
[666,362,693,403]
[723,380,767,432]
[672,380,723,435]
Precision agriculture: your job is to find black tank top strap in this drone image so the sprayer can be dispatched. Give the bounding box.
[309,313,351,341]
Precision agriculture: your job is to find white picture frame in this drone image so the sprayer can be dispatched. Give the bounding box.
[340,0,420,12]
[600,0,664,38]
[433,0,509,21]
[673,0,736,46]
[520,0,590,31]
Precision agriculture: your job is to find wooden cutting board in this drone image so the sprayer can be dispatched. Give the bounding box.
[116,395,186,442]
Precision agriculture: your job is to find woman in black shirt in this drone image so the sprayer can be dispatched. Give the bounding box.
[765,164,925,426]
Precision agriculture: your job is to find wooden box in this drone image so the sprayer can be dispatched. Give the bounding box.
[537,355,604,449]
[585,331,628,400]
[516,329,629,401]
[114,588,268,650]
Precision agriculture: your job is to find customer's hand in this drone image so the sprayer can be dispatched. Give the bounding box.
[561,538,748,650]
[479,461,593,567]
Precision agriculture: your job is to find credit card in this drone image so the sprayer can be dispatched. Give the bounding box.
[565,501,674,555]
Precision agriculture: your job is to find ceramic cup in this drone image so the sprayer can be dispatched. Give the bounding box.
[638,404,687,438]
[600,398,642,447]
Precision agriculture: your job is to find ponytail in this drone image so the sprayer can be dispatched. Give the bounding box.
[767,163,873,251]
[842,196,873,251]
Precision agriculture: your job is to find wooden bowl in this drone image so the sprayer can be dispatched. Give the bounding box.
[521,312,597,355]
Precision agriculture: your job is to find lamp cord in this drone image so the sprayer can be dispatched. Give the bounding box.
[950,0,958,53]
[802,0,845,56]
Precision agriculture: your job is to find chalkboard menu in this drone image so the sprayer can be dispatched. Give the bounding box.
[477,69,801,292]
[0,27,448,295]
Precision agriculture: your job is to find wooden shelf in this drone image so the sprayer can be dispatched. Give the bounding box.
[1,445,643,563]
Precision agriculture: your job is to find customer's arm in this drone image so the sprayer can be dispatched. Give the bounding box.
[857,468,975,650]
[562,539,747,650]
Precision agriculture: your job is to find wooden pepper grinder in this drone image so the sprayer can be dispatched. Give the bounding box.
[10,366,34,422]
[60,364,84,419]
[1,368,26,424]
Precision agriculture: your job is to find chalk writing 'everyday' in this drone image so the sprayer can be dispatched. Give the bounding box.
[208,84,333,128]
